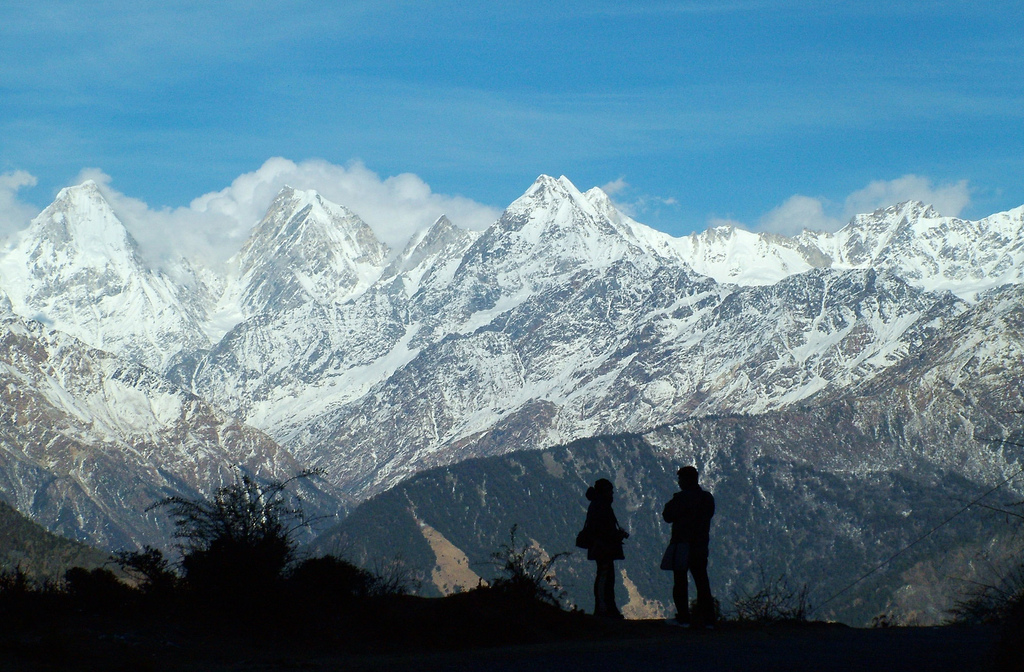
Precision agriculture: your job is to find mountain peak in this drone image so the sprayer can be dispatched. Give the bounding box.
[867,200,941,221]
[518,175,592,209]
[379,214,480,291]
[501,174,605,230]
[0,181,209,371]
[12,180,142,275]
[71,178,101,192]
[582,185,611,203]
[233,188,389,314]
[582,186,618,220]
[842,200,944,246]
[269,185,353,221]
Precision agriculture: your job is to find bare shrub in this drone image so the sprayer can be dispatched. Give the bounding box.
[150,471,318,596]
[369,555,422,597]
[487,524,568,606]
[731,567,810,623]
[948,563,1024,625]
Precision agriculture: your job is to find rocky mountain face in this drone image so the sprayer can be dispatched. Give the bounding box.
[0,314,340,549]
[0,172,1021,623]
[318,284,1024,623]
[233,187,390,317]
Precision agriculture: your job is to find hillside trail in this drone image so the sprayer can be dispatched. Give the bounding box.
[337,622,1000,672]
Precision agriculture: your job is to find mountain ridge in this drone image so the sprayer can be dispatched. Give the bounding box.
[0,174,1020,566]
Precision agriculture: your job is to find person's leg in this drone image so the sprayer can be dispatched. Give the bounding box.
[672,569,690,623]
[689,546,714,625]
[594,561,613,615]
[603,561,619,616]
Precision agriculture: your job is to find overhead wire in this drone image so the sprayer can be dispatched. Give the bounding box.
[810,436,1024,617]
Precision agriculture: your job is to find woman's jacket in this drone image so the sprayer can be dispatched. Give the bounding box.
[584,487,626,561]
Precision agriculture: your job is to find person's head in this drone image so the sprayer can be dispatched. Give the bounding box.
[587,477,614,502]
[677,466,699,489]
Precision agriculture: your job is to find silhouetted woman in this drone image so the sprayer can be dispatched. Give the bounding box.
[582,478,629,618]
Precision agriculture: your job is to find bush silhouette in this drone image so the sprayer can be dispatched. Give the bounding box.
[288,555,375,605]
[151,472,315,599]
[486,524,568,606]
[113,545,177,596]
[64,567,134,610]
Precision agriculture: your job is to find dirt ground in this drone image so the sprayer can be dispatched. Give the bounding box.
[313,622,1002,672]
[1,619,1001,672]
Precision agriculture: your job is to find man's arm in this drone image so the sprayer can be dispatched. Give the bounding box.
[662,497,677,523]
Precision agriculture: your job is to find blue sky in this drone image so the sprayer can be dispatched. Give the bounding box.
[1,1,1022,258]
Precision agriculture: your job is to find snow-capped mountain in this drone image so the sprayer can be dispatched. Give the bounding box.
[379,215,482,294]
[0,315,339,549]
[825,201,1024,297]
[0,173,1022,556]
[167,176,1015,500]
[232,186,390,317]
[0,182,210,371]
[670,201,1024,299]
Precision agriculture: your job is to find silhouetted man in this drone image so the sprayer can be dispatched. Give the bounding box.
[661,466,715,628]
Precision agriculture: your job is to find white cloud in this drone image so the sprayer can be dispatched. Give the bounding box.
[755,174,972,237]
[76,158,502,270]
[0,171,40,241]
[842,175,970,219]
[759,194,842,236]
[73,168,241,271]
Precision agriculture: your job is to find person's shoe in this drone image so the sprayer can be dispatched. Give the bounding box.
[665,618,690,628]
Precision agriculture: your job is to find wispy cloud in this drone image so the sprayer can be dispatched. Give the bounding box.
[600,178,629,196]
[602,178,680,220]
[759,195,842,237]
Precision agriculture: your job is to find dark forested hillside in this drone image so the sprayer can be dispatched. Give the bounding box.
[0,500,110,579]
[313,421,1018,626]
